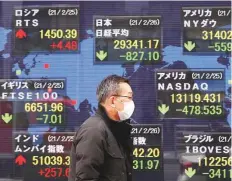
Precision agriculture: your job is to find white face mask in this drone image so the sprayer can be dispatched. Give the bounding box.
[117,100,135,121]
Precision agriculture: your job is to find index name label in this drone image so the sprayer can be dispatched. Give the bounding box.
[0,79,66,101]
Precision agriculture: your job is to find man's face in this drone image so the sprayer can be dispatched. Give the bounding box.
[111,82,133,112]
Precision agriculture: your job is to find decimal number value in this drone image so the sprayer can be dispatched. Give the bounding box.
[182,105,222,115]
[114,39,159,49]
[133,148,160,158]
[40,29,78,39]
[171,93,221,103]
[32,156,70,166]
[25,102,63,112]
[133,159,159,170]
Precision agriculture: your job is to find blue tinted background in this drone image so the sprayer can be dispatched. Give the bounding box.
[0,1,231,181]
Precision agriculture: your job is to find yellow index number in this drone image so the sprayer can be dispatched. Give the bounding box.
[114,40,138,49]
[133,148,160,158]
[40,29,78,39]
[25,103,63,112]
[202,30,232,40]
[114,39,159,49]
[32,156,70,166]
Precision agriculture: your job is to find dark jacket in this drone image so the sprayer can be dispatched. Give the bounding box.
[69,104,133,181]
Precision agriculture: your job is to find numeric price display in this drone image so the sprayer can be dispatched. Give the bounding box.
[25,102,65,125]
[94,16,162,64]
[13,132,74,181]
[194,132,231,179]
[13,5,80,55]
[25,154,71,180]
[182,7,231,55]
[155,69,226,119]
[131,124,164,181]
[0,79,67,126]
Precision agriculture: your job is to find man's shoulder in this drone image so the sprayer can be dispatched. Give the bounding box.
[82,114,106,129]
[75,115,106,135]
[73,115,107,144]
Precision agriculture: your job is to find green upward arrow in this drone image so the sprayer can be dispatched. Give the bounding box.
[1,113,12,124]
[96,50,107,61]
[185,167,196,178]
[158,104,169,115]
[184,41,195,51]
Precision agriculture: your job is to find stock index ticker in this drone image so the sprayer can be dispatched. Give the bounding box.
[94,16,162,64]
[156,69,226,119]
[13,5,80,55]
[182,7,231,55]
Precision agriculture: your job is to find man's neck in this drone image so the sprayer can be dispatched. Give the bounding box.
[100,103,120,121]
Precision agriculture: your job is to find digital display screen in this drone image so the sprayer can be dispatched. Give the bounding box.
[0,1,231,181]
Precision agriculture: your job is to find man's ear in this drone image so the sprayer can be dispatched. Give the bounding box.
[109,96,116,108]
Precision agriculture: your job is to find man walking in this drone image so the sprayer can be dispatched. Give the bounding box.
[69,75,134,181]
